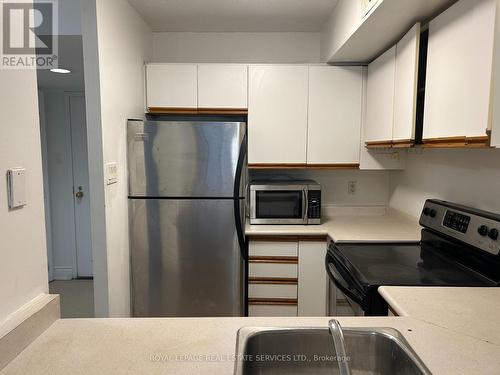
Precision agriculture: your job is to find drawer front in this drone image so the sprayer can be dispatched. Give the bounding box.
[249,283,297,299]
[249,241,298,257]
[249,262,297,278]
[248,304,298,317]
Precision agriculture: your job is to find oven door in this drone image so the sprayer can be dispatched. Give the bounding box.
[250,185,307,224]
[325,247,367,316]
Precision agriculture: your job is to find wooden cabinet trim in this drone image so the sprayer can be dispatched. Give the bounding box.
[365,140,393,149]
[392,139,415,148]
[248,298,298,306]
[249,277,298,285]
[197,108,248,115]
[422,133,492,148]
[249,256,298,264]
[248,164,359,170]
[148,107,248,115]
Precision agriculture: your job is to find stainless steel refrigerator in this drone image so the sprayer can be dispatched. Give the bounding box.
[127,119,247,317]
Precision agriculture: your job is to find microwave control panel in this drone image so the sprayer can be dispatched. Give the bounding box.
[308,190,321,220]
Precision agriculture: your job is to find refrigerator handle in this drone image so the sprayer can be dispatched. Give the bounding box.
[234,132,248,261]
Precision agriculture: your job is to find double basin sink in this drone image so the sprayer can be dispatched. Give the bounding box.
[234,325,431,375]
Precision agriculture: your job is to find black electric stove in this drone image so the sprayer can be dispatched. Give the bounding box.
[326,200,500,316]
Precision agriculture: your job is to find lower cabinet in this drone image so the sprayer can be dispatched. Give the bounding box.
[247,238,327,317]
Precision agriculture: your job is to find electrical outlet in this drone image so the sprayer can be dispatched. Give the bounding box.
[348,181,357,195]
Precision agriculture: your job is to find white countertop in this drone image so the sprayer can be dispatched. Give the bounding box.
[3,316,500,375]
[379,286,500,346]
[245,208,422,242]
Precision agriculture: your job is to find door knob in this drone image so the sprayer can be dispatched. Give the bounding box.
[75,187,84,199]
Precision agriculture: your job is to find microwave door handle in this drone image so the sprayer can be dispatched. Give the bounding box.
[302,189,308,222]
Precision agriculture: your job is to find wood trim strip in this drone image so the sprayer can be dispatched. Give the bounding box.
[392,139,415,148]
[247,235,327,242]
[148,107,248,115]
[248,298,298,306]
[248,164,359,170]
[148,107,198,114]
[248,164,307,170]
[365,140,393,149]
[249,277,298,285]
[465,135,491,148]
[249,256,298,264]
[422,136,467,148]
[197,108,248,115]
[305,164,360,170]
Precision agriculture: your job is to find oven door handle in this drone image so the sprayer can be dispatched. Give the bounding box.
[325,253,365,307]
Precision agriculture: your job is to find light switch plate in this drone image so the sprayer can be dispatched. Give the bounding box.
[106,162,118,185]
[7,168,26,209]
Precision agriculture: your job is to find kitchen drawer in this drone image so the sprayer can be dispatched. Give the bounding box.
[249,260,298,278]
[248,304,298,317]
[249,241,298,257]
[248,283,298,299]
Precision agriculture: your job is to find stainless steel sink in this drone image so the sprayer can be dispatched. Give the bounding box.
[234,327,431,375]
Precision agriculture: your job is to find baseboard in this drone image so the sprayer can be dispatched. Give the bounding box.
[0,294,60,370]
[53,267,73,280]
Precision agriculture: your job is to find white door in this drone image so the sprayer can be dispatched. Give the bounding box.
[307,66,363,165]
[197,64,248,109]
[68,94,93,277]
[248,65,309,164]
[146,64,198,109]
[364,46,396,144]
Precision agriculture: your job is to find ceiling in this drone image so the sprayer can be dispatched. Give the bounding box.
[127,0,339,32]
[37,36,85,91]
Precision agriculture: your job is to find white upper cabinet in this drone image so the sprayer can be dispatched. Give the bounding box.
[393,24,420,143]
[146,64,197,109]
[424,0,496,141]
[364,45,396,145]
[248,65,309,165]
[307,66,363,165]
[197,64,248,109]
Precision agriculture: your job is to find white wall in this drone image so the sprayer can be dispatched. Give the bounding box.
[389,149,500,218]
[153,32,321,63]
[251,170,390,207]
[82,0,152,317]
[320,0,362,61]
[0,68,49,322]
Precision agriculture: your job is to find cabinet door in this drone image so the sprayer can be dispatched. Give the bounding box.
[248,65,309,165]
[364,46,396,145]
[393,24,420,143]
[424,0,496,141]
[298,241,327,316]
[146,64,197,109]
[307,66,363,165]
[198,64,248,109]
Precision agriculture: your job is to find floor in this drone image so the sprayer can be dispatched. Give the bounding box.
[49,279,94,318]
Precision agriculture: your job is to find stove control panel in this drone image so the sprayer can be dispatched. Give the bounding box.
[420,199,500,256]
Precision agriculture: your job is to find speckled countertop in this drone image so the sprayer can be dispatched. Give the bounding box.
[2,316,500,375]
[379,286,500,346]
[245,208,422,242]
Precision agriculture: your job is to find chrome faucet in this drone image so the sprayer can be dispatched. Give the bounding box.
[328,319,352,375]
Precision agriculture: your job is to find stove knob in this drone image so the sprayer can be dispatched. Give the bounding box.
[429,209,437,218]
[423,207,430,216]
[489,228,499,241]
[478,225,489,236]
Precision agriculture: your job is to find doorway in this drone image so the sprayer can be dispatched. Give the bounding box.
[37,35,94,318]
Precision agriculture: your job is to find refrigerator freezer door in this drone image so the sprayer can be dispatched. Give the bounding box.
[130,198,245,317]
[128,120,246,198]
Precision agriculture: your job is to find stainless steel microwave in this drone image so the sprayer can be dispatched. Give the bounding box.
[249,180,321,225]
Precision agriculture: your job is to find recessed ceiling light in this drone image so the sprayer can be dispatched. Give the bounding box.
[50,68,71,74]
